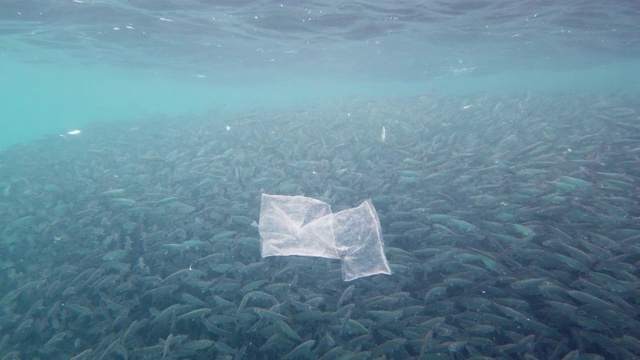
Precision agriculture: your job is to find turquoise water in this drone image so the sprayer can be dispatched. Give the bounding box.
[2,0,639,150]
[2,2,640,358]
[3,56,639,150]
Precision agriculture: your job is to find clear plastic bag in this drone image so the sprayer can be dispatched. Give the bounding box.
[259,194,391,281]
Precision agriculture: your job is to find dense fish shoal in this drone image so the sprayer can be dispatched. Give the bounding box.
[0,93,639,359]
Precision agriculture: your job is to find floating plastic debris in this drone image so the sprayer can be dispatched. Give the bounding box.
[258,194,392,281]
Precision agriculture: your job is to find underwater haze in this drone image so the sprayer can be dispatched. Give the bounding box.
[1,0,640,148]
[1,1,640,359]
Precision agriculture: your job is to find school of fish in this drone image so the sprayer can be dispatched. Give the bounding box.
[0,93,639,359]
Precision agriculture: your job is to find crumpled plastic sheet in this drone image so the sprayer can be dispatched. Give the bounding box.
[259,194,392,281]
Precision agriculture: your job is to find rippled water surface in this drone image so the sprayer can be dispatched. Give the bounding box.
[3,0,639,74]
